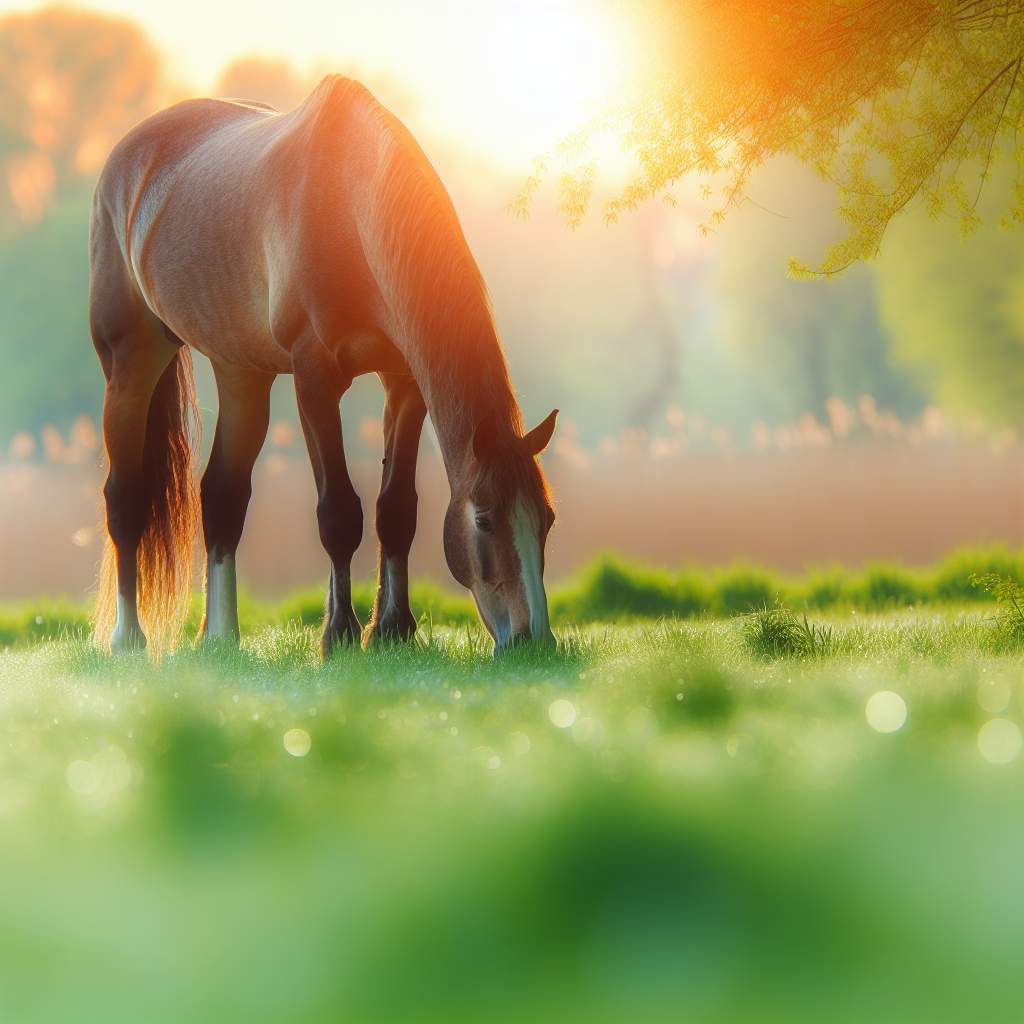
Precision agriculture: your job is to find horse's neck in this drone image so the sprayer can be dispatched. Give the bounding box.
[407,320,521,477]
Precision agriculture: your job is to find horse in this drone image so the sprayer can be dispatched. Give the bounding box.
[89,75,559,658]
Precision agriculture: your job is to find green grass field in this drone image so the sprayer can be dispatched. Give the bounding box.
[3,591,1024,1022]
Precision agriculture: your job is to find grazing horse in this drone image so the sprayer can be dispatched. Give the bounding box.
[90,75,558,658]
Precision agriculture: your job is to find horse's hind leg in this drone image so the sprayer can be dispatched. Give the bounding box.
[363,373,426,646]
[91,208,185,652]
[292,338,363,659]
[198,362,274,644]
[94,324,179,652]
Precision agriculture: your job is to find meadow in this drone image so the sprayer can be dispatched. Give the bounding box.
[4,555,1024,1021]
[3,544,1023,646]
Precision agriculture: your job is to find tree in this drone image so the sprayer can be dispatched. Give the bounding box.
[709,160,925,422]
[531,1,1024,274]
[216,57,310,112]
[875,160,1024,426]
[0,8,165,227]
[0,10,166,436]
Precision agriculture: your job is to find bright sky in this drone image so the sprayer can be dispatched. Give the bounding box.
[2,0,640,167]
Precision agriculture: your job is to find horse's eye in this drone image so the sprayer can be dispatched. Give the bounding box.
[475,514,494,535]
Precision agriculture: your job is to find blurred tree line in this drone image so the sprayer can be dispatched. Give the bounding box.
[0,7,1018,448]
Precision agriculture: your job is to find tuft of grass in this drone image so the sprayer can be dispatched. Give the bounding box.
[740,603,834,660]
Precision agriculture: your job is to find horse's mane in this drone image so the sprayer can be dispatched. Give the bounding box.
[307,76,525,441]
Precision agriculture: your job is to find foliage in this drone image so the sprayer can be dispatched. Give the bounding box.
[215,56,311,112]
[875,171,1024,426]
[0,187,100,435]
[533,1,1024,273]
[0,7,166,226]
[708,160,926,421]
[971,570,1024,646]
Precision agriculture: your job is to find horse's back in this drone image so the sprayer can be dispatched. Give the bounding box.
[90,76,471,374]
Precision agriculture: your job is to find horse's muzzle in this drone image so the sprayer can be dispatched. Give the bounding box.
[494,629,556,656]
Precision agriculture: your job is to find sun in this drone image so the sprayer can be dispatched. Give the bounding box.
[423,0,638,167]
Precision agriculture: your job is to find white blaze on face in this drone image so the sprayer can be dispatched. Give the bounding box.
[512,497,550,639]
[465,501,511,645]
[205,552,239,640]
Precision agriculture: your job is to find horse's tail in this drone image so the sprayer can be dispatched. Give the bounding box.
[94,348,201,655]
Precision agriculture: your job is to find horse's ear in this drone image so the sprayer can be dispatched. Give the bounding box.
[473,413,500,462]
[523,409,558,456]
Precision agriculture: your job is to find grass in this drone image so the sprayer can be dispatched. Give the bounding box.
[3,604,1024,1022]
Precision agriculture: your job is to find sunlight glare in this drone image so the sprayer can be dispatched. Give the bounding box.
[452,1,637,163]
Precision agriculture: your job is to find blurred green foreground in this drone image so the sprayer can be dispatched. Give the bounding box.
[2,613,1024,1023]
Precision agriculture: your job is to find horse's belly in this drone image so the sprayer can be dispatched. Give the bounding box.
[140,256,292,374]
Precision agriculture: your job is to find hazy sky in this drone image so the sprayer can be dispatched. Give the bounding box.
[2,0,637,165]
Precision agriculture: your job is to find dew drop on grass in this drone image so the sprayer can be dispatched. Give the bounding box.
[283,728,311,758]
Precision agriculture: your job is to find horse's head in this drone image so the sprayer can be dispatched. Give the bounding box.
[444,409,558,653]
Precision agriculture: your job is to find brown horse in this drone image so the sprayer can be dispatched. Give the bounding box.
[90,75,558,658]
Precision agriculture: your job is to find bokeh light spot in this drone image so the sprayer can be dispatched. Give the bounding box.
[978,718,1022,765]
[865,691,907,733]
[283,728,311,757]
[66,759,98,795]
[549,699,577,729]
[978,679,1011,715]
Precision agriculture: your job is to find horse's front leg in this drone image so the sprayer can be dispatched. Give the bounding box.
[293,339,363,659]
[198,362,274,645]
[363,373,427,647]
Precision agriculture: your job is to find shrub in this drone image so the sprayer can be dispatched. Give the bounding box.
[971,572,1024,649]
[798,568,848,609]
[571,556,679,619]
[714,565,780,615]
[849,564,923,609]
[0,599,91,647]
[932,547,1023,603]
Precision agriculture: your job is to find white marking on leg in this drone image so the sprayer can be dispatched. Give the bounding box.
[205,552,239,640]
[512,497,552,641]
[380,555,399,618]
[111,590,144,650]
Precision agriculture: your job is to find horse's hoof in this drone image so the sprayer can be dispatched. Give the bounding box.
[321,613,362,659]
[197,631,241,650]
[361,611,417,648]
[110,627,147,655]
